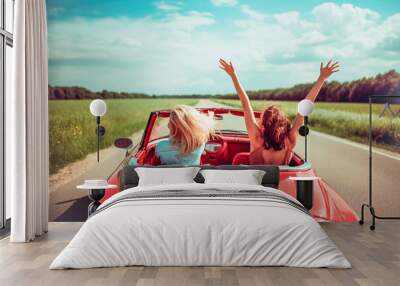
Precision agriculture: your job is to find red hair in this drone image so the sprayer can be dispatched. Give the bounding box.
[261,105,291,150]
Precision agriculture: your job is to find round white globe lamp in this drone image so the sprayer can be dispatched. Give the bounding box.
[298,99,314,116]
[90,99,107,117]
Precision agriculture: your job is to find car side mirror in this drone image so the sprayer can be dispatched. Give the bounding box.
[114,138,133,150]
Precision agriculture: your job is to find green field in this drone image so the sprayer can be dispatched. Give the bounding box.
[50,98,400,174]
[214,99,400,153]
[49,99,198,174]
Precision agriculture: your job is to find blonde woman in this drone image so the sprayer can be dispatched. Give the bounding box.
[155,105,214,165]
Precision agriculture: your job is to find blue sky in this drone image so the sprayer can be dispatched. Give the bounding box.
[47,0,400,94]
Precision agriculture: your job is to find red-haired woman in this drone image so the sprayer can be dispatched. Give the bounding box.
[219,59,339,165]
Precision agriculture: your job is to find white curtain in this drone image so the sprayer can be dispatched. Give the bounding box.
[8,0,49,242]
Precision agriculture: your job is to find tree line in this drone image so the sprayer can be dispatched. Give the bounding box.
[48,86,148,100]
[49,70,400,102]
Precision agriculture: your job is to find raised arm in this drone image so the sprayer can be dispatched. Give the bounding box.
[289,61,339,142]
[219,59,259,141]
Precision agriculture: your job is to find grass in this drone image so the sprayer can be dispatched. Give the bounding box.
[50,98,400,174]
[214,99,400,153]
[49,99,198,174]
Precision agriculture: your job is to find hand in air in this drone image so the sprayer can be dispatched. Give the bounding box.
[319,60,339,80]
[219,58,235,77]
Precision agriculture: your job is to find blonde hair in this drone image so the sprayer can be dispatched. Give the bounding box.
[169,105,214,155]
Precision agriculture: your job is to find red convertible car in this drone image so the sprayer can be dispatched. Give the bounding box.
[103,107,358,222]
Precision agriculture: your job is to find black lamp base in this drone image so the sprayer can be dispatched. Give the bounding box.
[88,189,105,217]
[296,180,314,210]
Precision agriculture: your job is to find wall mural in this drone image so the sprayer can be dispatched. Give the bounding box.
[47,0,400,222]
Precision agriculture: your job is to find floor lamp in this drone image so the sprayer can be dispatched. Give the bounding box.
[298,99,315,162]
[89,99,107,162]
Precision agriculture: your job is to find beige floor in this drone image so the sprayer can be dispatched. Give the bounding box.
[0,221,399,286]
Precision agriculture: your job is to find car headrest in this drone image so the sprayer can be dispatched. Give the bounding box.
[118,165,280,191]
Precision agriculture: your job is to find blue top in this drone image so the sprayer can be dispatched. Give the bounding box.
[155,139,205,165]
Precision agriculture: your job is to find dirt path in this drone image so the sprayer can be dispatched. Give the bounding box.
[48,131,142,221]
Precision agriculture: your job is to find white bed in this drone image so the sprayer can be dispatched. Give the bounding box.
[50,183,350,269]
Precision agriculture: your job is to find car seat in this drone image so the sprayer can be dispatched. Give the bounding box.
[232,152,250,165]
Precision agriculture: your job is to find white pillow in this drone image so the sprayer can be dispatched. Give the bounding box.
[135,167,200,186]
[200,169,265,185]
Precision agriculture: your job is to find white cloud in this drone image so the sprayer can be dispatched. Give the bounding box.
[211,0,238,7]
[48,3,400,94]
[48,7,64,16]
[379,14,400,54]
[236,3,400,65]
[48,12,223,94]
[274,11,301,26]
[240,5,265,21]
[311,3,383,49]
[154,1,182,11]
[312,3,380,30]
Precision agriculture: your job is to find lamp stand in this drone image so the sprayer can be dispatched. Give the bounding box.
[299,116,309,162]
[304,116,308,161]
[95,116,106,162]
[97,116,100,162]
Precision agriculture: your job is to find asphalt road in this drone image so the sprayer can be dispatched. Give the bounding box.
[209,99,400,218]
[295,131,400,218]
[50,99,400,221]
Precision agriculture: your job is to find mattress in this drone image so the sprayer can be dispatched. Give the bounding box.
[50,183,350,269]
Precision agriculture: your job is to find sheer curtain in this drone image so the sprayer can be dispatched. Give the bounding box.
[8,0,49,242]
